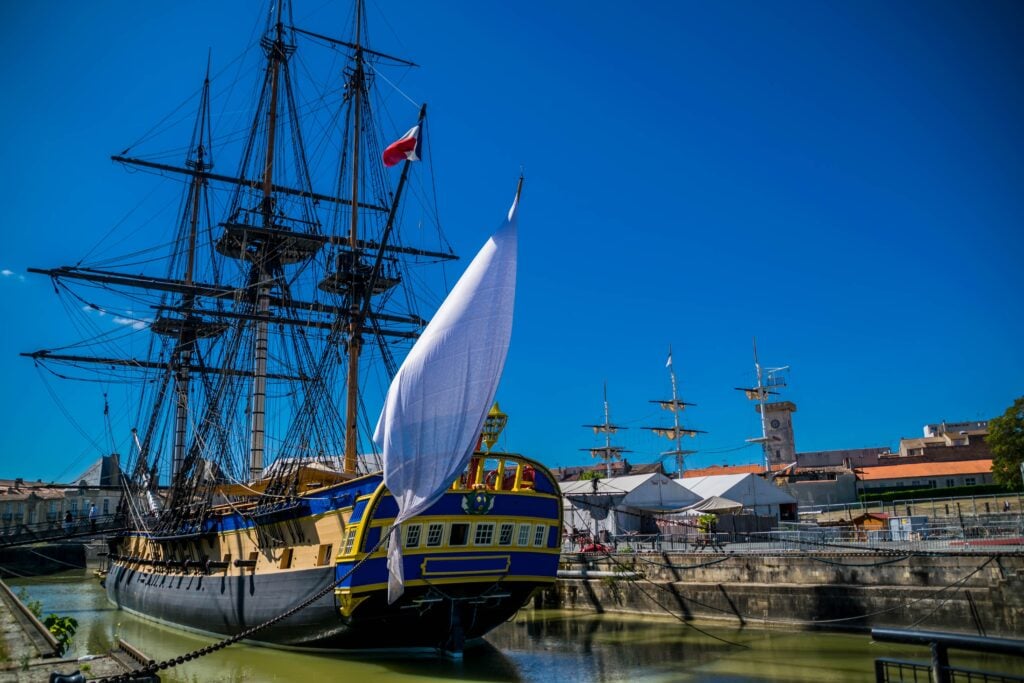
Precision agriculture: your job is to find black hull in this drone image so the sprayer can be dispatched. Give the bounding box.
[106,561,542,651]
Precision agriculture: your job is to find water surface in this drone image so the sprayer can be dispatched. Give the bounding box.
[12,571,1022,682]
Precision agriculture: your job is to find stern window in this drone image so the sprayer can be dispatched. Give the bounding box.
[342,529,357,555]
[498,523,515,546]
[474,523,495,546]
[449,523,470,546]
[517,523,531,546]
[405,524,422,549]
[533,525,547,547]
[426,523,444,547]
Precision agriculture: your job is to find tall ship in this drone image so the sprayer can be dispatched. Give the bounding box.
[22,0,562,653]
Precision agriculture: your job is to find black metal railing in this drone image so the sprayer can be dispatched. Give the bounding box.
[0,513,126,547]
[873,628,1024,683]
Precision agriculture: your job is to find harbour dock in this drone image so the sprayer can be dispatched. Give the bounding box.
[0,578,147,682]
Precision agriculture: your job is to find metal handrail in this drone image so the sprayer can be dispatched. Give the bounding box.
[872,628,1024,683]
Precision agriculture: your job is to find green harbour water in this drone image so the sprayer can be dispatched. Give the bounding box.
[11,571,1023,682]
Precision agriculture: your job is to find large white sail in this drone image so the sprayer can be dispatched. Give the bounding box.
[375,190,519,603]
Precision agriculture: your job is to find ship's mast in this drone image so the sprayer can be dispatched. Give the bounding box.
[23,0,447,500]
[343,0,366,475]
[581,384,629,478]
[644,347,704,478]
[752,340,769,472]
[249,7,289,480]
[172,67,213,478]
[735,338,788,473]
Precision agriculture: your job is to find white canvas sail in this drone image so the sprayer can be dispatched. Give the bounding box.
[375,189,519,603]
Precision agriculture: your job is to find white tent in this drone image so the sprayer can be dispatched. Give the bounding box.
[683,495,744,514]
[681,473,797,520]
[562,473,701,538]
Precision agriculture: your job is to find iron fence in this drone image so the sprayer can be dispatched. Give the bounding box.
[562,521,1023,555]
[872,628,1024,683]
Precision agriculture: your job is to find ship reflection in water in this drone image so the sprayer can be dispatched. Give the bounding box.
[13,572,1024,682]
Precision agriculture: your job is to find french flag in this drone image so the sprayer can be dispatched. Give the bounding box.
[382,124,422,167]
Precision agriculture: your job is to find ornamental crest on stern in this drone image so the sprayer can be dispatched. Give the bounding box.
[462,489,495,515]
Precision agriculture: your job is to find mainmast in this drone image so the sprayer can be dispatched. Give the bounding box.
[643,347,705,478]
[250,7,288,480]
[343,0,366,475]
[581,384,630,478]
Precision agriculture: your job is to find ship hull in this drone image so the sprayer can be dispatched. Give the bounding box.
[104,455,562,652]
[106,561,544,650]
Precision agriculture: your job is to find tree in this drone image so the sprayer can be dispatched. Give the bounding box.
[989,396,1024,489]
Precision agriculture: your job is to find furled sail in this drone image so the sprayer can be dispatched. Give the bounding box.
[375,188,519,603]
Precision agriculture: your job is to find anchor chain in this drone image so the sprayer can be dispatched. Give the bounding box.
[96,534,390,682]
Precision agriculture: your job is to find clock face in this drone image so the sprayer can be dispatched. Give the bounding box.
[770,419,781,429]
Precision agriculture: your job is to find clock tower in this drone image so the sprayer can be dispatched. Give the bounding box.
[756,401,797,465]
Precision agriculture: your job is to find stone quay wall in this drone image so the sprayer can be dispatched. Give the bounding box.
[545,551,1024,638]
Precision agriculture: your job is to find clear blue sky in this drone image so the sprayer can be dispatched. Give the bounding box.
[1,1,1022,483]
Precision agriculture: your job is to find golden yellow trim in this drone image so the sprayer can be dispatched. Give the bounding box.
[346,574,558,595]
[334,591,369,618]
[420,554,511,577]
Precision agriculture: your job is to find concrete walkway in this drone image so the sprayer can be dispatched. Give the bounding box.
[0,579,146,682]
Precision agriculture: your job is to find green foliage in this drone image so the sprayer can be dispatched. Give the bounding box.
[43,614,78,656]
[989,396,1024,488]
[697,514,716,533]
[13,588,78,656]
[579,470,603,481]
[15,588,42,619]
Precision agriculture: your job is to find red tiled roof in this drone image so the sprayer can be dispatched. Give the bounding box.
[857,459,993,481]
[682,463,791,478]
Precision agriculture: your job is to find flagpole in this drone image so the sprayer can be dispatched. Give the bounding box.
[358,104,427,323]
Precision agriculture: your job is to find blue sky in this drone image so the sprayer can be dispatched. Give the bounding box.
[1,1,1022,483]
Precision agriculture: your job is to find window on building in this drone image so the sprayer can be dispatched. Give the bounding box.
[103,499,110,514]
[946,479,955,488]
[425,523,444,547]
[965,477,976,486]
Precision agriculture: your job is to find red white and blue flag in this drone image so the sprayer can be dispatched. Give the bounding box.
[382,124,422,167]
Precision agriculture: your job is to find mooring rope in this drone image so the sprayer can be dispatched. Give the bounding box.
[581,548,998,631]
[592,547,749,648]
